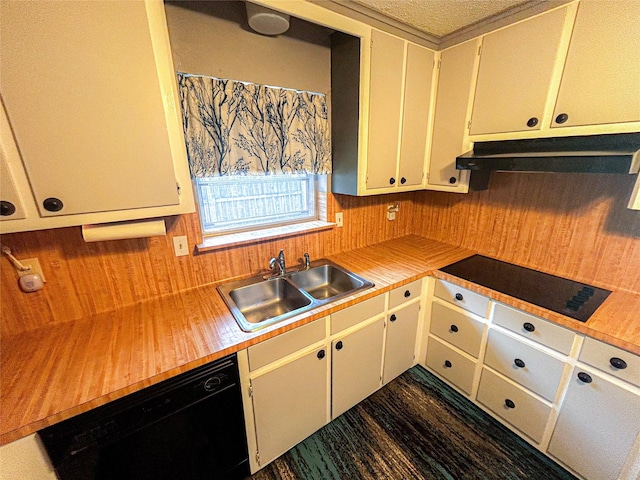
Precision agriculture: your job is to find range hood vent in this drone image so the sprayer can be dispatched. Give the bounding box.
[457,133,640,174]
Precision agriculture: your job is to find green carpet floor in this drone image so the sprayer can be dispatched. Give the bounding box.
[249,366,576,479]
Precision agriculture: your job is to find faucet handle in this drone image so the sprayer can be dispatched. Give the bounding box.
[269,257,278,271]
[303,253,311,269]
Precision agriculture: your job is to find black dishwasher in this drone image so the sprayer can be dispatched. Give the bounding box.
[39,354,249,480]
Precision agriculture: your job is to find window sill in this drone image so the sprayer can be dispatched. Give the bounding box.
[196,221,336,253]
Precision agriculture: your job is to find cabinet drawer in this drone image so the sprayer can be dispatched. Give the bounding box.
[493,303,575,355]
[331,294,385,334]
[426,336,476,395]
[248,319,326,371]
[434,279,490,318]
[389,279,422,309]
[579,337,640,387]
[484,329,564,401]
[430,302,484,358]
[477,368,551,444]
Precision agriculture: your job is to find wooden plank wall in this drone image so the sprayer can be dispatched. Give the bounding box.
[0,192,415,338]
[414,173,640,294]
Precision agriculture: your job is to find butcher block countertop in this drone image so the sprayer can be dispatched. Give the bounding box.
[1,235,639,446]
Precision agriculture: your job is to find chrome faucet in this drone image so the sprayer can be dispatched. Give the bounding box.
[278,249,286,274]
[303,253,311,269]
[269,249,287,276]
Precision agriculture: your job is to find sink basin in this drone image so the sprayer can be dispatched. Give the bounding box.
[288,264,367,300]
[218,260,374,332]
[229,278,312,325]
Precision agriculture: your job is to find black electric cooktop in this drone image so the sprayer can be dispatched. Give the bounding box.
[440,255,611,323]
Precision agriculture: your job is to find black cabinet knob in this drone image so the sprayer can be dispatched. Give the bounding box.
[317,349,326,360]
[555,113,569,124]
[577,372,593,383]
[404,290,411,298]
[523,322,536,332]
[335,341,343,351]
[389,177,396,185]
[444,360,452,368]
[43,197,64,212]
[514,358,526,368]
[400,177,407,185]
[450,324,459,333]
[526,117,539,128]
[390,314,397,322]
[449,177,457,184]
[454,293,464,301]
[609,357,627,370]
[505,399,516,409]
[0,201,16,216]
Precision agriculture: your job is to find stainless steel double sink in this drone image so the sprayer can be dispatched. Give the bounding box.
[217,260,374,332]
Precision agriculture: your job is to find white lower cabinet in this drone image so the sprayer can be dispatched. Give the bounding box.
[332,318,385,418]
[251,346,329,467]
[548,367,640,480]
[424,277,640,480]
[477,367,551,444]
[383,302,420,384]
[425,336,476,395]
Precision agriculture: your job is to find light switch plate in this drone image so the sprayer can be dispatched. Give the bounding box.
[335,212,343,227]
[173,236,189,257]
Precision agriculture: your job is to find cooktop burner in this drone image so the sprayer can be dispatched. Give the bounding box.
[440,255,611,323]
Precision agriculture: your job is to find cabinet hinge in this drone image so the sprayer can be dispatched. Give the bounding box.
[176,181,181,195]
[256,451,261,466]
[467,120,472,131]
[248,380,253,398]
[437,58,442,69]
[478,44,482,56]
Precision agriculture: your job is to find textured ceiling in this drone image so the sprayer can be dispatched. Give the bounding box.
[350,0,532,38]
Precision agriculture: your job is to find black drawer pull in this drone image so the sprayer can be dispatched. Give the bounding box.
[514,358,526,368]
[577,372,592,383]
[335,341,343,351]
[526,117,538,128]
[404,290,411,298]
[43,197,64,212]
[444,360,452,368]
[555,113,569,124]
[390,314,397,322]
[454,293,464,301]
[0,201,16,216]
[505,399,516,409]
[609,357,627,370]
[400,177,407,185]
[317,350,325,360]
[389,177,396,185]
[450,324,459,333]
[523,322,535,332]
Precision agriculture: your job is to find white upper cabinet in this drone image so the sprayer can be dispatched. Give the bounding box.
[366,30,405,190]
[551,0,640,128]
[398,44,435,188]
[332,28,435,195]
[427,40,479,190]
[469,7,568,136]
[0,0,193,233]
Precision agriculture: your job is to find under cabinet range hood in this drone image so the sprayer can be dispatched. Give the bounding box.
[457,133,640,174]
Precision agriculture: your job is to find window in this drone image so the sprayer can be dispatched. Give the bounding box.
[195,174,319,235]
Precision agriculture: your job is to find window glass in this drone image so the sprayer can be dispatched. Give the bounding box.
[195,174,318,235]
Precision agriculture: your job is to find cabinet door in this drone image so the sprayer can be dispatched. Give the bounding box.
[0,151,25,221]
[552,0,640,128]
[427,40,478,188]
[398,44,434,187]
[252,347,329,467]
[332,319,385,418]
[469,7,567,135]
[365,30,404,190]
[548,368,640,480]
[0,1,179,217]
[383,302,420,384]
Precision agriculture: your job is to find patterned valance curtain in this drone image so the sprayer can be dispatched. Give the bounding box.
[177,73,331,177]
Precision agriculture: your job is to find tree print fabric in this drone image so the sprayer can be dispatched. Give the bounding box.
[177,73,331,177]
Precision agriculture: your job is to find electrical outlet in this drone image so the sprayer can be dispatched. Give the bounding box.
[17,258,46,282]
[173,236,189,257]
[335,212,344,227]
